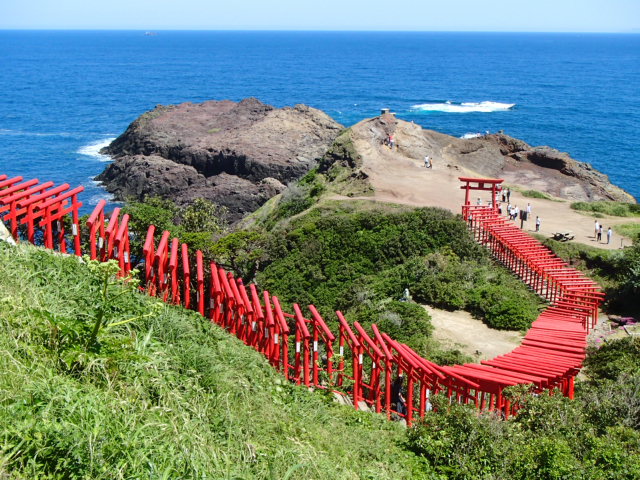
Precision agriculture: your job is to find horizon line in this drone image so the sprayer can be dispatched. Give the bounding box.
[0,27,638,34]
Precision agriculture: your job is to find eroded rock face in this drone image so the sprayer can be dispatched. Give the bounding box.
[97,98,343,221]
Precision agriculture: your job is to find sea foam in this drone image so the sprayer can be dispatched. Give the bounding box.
[77,138,116,162]
[411,101,515,113]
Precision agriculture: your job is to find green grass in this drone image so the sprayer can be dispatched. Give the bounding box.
[521,189,556,201]
[256,205,543,335]
[503,185,561,202]
[0,244,427,479]
[571,201,640,217]
[614,223,640,241]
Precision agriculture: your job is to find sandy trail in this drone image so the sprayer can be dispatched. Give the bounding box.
[424,305,523,361]
[358,140,639,250]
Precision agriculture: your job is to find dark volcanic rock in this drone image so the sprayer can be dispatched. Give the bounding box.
[97,98,343,221]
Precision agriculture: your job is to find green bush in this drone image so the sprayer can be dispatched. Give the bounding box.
[571,201,640,217]
[405,385,640,480]
[522,189,554,200]
[585,337,640,381]
[469,284,539,330]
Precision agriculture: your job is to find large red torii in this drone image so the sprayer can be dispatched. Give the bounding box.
[459,176,504,214]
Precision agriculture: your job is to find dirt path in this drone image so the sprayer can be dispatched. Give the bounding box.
[355,137,639,250]
[423,305,523,361]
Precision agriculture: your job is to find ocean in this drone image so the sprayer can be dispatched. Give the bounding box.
[1,30,639,211]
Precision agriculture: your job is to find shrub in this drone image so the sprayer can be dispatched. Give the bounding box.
[469,284,539,330]
[571,201,640,217]
[585,337,640,381]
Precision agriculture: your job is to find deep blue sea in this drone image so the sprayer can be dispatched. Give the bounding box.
[1,31,639,211]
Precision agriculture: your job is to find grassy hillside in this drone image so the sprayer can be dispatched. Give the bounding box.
[2,243,639,479]
[0,244,427,479]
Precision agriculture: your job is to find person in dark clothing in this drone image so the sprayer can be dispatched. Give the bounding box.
[391,374,407,416]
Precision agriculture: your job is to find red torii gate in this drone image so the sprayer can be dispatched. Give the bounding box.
[459,176,503,213]
[1,169,609,424]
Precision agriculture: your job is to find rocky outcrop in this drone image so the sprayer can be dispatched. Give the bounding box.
[97,98,343,221]
[323,114,634,203]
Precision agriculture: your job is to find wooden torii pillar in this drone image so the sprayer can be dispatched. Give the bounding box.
[459,177,504,216]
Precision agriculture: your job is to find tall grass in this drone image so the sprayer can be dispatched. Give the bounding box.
[614,223,640,241]
[0,244,426,479]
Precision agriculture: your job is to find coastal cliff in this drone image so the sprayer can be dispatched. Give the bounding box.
[97,98,343,221]
[97,102,634,224]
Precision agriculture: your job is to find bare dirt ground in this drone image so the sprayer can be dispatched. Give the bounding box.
[345,125,640,250]
[423,305,523,361]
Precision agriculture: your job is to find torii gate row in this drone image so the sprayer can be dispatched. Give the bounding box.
[0,177,84,254]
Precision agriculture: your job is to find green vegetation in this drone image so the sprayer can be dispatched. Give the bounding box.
[255,204,542,350]
[571,201,640,217]
[263,168,326,228]
[404,337,640,479]
[614,222,640,241]
[4,180,640,478]
[406,381,640,479]
[0,244,427,479]
[117,191,542,361]
[317,129,372,197]
[521,189,555,200]
[504,185,561,202]
[2,244,637,478]
[122,196,228,261]
[585,337,640,381]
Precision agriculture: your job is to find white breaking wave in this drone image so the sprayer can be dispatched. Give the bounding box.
[77,138,116,162]
[461,133,483,139]
[411,101,515,113]
[89,193,117,206]
[0,129,76,137]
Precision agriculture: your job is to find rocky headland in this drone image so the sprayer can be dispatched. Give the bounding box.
[320,114,634,203]
[97,98,343,221]
[97,100,634,224]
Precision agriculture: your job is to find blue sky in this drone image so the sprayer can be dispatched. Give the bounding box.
[1,0,638,32]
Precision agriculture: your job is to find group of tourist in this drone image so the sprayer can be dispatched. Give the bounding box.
[475,187,617,246]
[495,192,542,232]
[594,220,613,244]
[383,134,396,150]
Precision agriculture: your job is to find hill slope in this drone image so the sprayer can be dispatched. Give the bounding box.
[0,244,425,479]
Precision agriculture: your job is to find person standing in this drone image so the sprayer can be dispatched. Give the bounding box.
[594,220,600,239]
[597,225,603,242]
[526,203,532,216]
[424,155,431,168]
[535,216,541,232]
[391,374,407,416]
[607,227,612,244]
[389,134,395,150]
[506,188,511,202]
